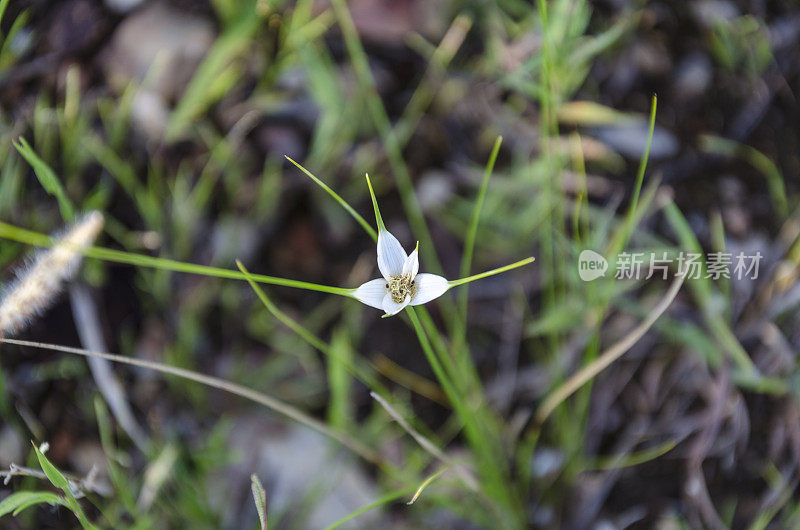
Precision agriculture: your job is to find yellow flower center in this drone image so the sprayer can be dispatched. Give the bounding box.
[386,275,417,304]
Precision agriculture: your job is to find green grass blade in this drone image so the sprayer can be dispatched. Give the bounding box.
[324,487,414,530]
[448,257,535,287]
[13,137,75,221]
[166,1,262,140]
[699,134,788,217]
[0,0,10,27]
[326,327,352,429]
[452,136,503,347]
[250,474,268,530]
[459,136,503,283]
[365,173,386,232]
[32,443,69,489]
[236,260,387,394]
[616,94,657,252]
[584,439,677,471]
[32,442,98,530]
[407,466,449,505]
[394,14,472,146]
[0,221,354,297]
[406,307,522,526]
[662,202,756,373]
[286,156,377,240]
[329,0,442,273]
[0,491,65,518]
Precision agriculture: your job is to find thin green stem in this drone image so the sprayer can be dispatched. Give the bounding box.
[406,307,522,527]
[451,136,503,378]
[365,173,386,232]
[618,94,657,252]
[236,260,390,394]
[448,257,535,288]
[285,156,377,240]
[0,221,354,297]
[459,136,503,297]
[536,0,558,339]
[14,137,75,221]
[324,486,416,530]
[405,309,462,435]
[0,0,11,28]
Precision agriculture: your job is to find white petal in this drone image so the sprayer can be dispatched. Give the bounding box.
[377,230,407,280]
[402,247,419,280]
[352,278,388,310]
[382,292,411,316]
[410,274,450,306]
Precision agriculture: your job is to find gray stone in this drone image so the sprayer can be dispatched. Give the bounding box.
[591,121,679,160]
[216,416,382,529]
[691,1,739,29]
[104,0,146,13]
[101,1,214,100]
[674,53,713,100]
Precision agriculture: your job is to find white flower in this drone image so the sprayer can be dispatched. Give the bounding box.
[352,230,450,317]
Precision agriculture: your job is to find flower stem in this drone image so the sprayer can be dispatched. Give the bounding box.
[448,257,535,288]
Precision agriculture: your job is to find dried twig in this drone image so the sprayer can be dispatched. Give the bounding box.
[70,284,149,452]
[370,391,478,491]
[0,338,382,466]
[0,462,111,497]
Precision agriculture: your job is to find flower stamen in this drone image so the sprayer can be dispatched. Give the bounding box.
[386,275,417,304]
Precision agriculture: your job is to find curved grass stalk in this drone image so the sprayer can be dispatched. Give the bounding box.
[236,260,392,397]
[406,467,448,505]
[584,439,677,471]
[285,156,377,240]
[370,391,477,491]
[0,338,383,466]
[323,486,415,530]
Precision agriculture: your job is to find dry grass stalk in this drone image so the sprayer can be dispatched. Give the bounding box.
[535,270,687,425]
[0,211,104,336]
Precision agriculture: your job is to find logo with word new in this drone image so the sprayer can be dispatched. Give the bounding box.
[578,250,608,281]
[577,250,763,282]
